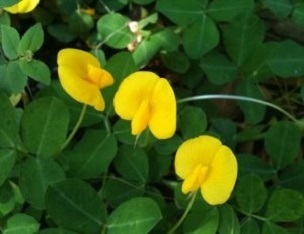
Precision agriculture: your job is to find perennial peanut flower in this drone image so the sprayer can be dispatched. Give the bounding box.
[175,135,237,205]
[57,48,114,111]
[4,0,39,14]
[114,71,176,139]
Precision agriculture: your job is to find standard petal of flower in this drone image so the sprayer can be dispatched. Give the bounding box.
[175,136,222,179]
[88,64,114,89]
[57,48,100,79]
[4,0,39,13]
[148,78,176,139]
[114,71,158,120]
[59,66,105,111]
[201,146,238,205]
[131,99,150,135]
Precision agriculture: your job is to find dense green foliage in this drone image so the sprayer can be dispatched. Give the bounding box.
[0,0,304,233]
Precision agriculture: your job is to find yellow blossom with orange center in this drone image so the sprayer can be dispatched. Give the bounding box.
[57,48,114,111]
[114,71,176,139]
[175,135,238,205]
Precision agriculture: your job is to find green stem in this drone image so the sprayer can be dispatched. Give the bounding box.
[60,104,87,151]
[167,191,198,234]
[177,94,299,123]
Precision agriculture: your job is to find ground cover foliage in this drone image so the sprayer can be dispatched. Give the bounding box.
[0,0,304,233]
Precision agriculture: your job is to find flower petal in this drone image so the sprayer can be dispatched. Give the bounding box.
[182,164,208,194]
[87,64,114,89]
[175,136,222,179]
[148,78,176,139]
[201,145,238,205]
[114,71,158,120]
[58,66,105,111]
[131,99,150,135]
[4,0,39,14]
[57,48,100,79]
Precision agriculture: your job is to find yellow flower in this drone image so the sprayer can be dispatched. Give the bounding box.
[4,0,39,14]
[57,48,114,111]
[114,71,176,139]
[175,135,237,205]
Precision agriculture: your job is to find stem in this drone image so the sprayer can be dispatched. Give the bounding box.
[167,191,198,234]
[177,94,299,123]
[60,104,87,151]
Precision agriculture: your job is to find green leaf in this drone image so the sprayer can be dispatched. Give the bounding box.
[266,40,304,78]
[153,135,182,155]
[45,179,106,234]
[265,121,301,170]
[66,129,117,178]
[261,0,292,18]
[0,92,18,148]
[0,11,10,26]
[262,222,289,234]
[132,0,154,5]
[19,59,51,85]
[138,12,158,28]
[180,106,207,139]
[39,228,78,234]
[267,189,304,222]
[242,44,273,81]
[160,51,190,73]
[292,4,304,26]
[19,157,66,210]
[183,14,219,59]
[279,160,304,191]
[183,207,219,234]
[132,37,161,68]
[209,118,237,150]
[223,13,265,65]
[47,24,76,43]
[96,0,128,13]
[5,61,27,94]
[201,52,237,85]
[148,150,172,182]
[208,0,255,22]
[0,0,20,8]
[4,213,39,234]
[18,23,44,54]
[97,13,133,49]
[236,80,266,124]
[241,218,260,234]
[102,179,144,208]
[1,25,20,59]
[20,97,69,158]
[236,174,267,213]
[236,154,276,181]
[0,182,16,216]
[0,149,16,186]
[107,197,162,234]
[114,145,149,184]
[218,204,240,234]
[153,28,179,52]
[68,11,94,36]
[156,0,203,26]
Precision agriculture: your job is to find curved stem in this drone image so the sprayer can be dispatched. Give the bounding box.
[60,104,87,151]
[177,94,299,123]
[167,191,198,234]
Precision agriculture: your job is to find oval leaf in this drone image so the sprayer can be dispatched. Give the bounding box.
[19,157,66,210]
[20,97,69,158]
[265,121,301,170]
[45,179,106,234]
[107,197,162,234]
